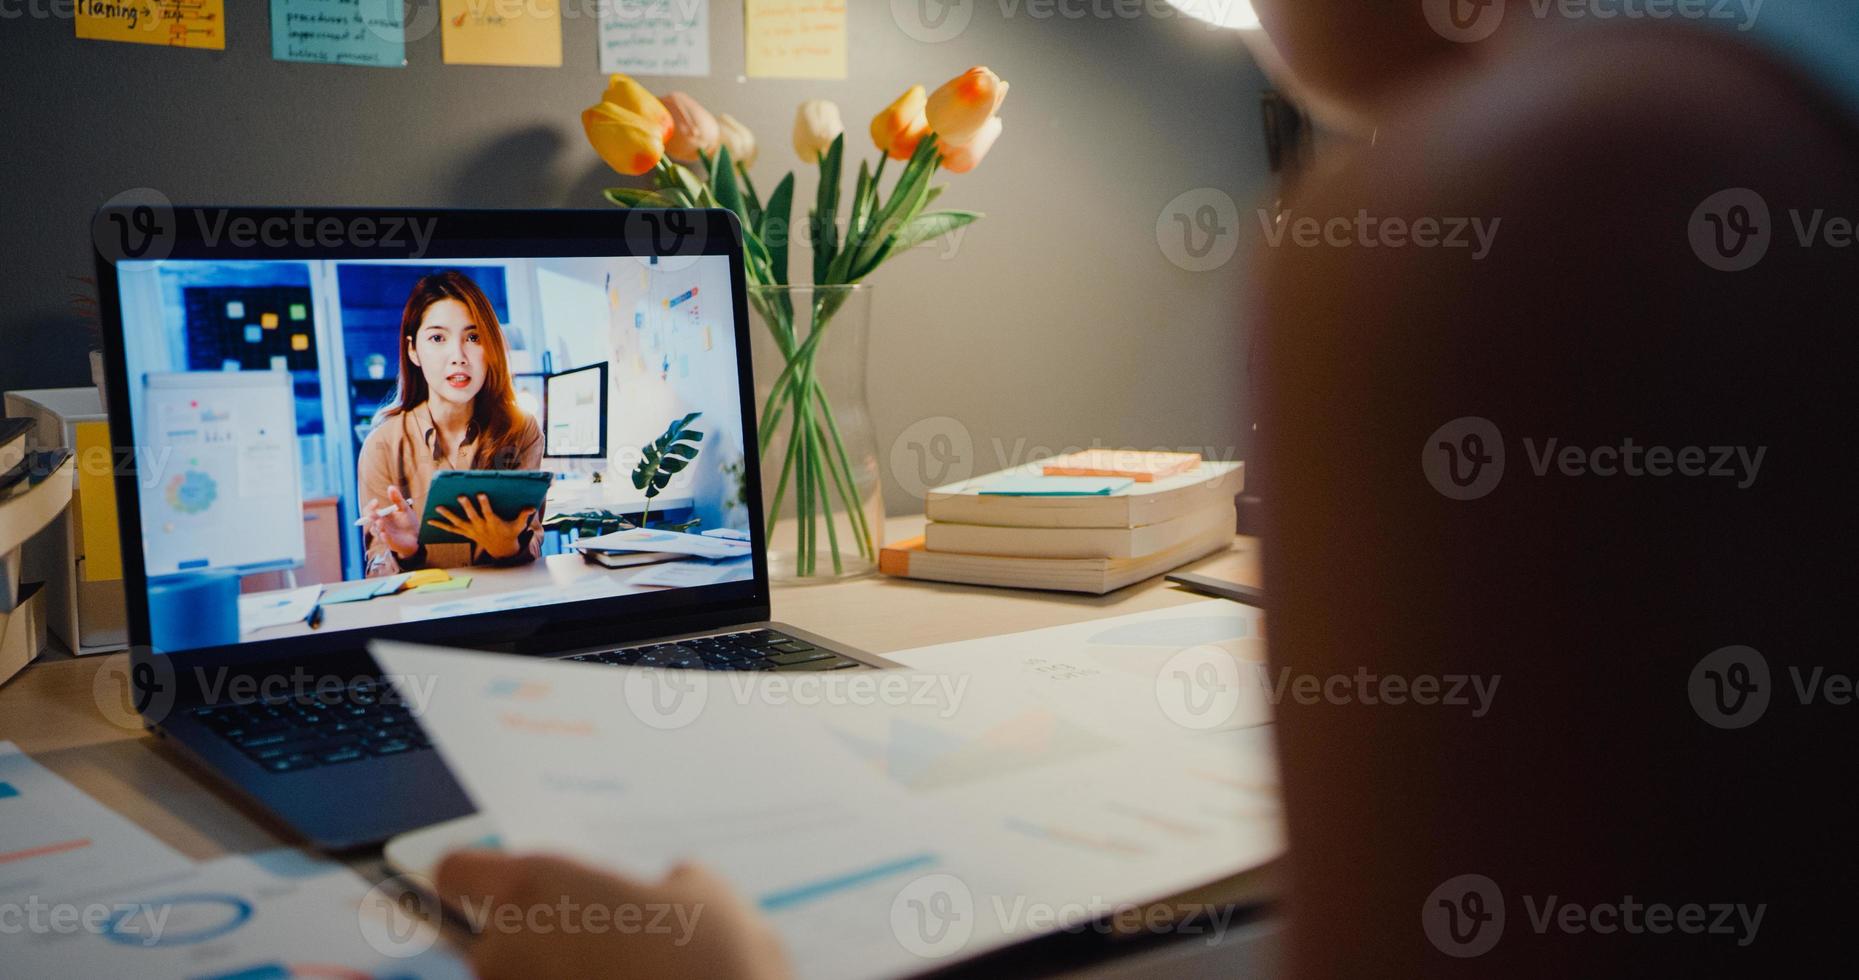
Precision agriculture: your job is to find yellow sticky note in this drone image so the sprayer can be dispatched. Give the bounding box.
[402,568,451,590]
[745,0,847,80]
[289,333,310,351]
[261,312,279,329]
[440,0,563,67]
[77,0,227,50]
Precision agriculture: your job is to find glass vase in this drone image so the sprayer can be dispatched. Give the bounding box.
[748,284,885,583]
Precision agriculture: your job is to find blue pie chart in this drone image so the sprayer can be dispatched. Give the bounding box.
[103,892,253,947]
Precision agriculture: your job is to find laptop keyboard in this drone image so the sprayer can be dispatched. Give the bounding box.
[560,628,864,672]
[194,629,861,774]
[191,677,423,774]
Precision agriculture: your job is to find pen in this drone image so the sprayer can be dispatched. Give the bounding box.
[354,503,399,527]
[308,603,324,630]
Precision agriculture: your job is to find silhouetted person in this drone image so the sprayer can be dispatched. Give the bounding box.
[1252,1,1858,975]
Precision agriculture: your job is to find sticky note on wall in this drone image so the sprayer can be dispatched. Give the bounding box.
[270,0,408,68]
[744,0,847,79]
[77,0,227,50]
[599,0,709,77]
[440,0,563,67]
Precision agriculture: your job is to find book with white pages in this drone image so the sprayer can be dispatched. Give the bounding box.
[927,460,1243,529]
[882,521,1233,594]
[927,502,1237,559]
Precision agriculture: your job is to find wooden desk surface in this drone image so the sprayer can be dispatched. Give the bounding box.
[0,515,1262,864]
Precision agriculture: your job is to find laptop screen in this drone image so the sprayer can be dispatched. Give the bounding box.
[110,251,756,654]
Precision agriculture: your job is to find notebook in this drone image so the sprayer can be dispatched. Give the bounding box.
[926,461,1243,529]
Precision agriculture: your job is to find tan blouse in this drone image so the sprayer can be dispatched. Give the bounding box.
[357,405,544,577]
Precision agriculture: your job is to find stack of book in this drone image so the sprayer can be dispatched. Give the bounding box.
[880,450,1243,594]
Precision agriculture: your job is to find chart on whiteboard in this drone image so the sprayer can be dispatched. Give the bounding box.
[139,372,305,576]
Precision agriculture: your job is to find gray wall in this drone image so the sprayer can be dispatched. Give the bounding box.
[0,4,1269,513]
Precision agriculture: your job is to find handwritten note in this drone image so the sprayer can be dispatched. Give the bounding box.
[599,0,710,77]
[270,0,407,67]
[744,0,846,79]
[439,0,563,67]
[76,0,226,50]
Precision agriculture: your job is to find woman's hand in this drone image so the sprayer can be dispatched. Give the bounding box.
[435,851,790,980]
[365,486,423,559]
[428,493,536,561]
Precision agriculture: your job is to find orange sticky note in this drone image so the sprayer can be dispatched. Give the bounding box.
[440,0,563,67]
[261,312,280,329]
[77,0,226,50]
[289,334,310,351]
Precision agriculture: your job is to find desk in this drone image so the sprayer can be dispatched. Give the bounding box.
[239,552,753,640]
[0,516,1278,977]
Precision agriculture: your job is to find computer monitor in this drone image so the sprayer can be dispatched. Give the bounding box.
[95,208,767,661]
[543,362,608,459]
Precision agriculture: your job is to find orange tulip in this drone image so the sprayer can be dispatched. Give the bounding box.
[869,85,930,161]
[600,73,674,143]
[582,101,665,176]
[662,91,721,162]
[940,116,1001,174]
[925,67,1009,146]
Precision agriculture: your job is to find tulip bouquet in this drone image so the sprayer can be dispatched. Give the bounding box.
[582,67,1009,577]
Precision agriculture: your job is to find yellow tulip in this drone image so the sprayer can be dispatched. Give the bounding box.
[662,91,720,163]
[941,115,1002,174]
[792,99,844,163]
[717,113,758,169]
[600,73,673,143]
[582,101,665,176]
[870,85,930,161]
[926,67,1009,146]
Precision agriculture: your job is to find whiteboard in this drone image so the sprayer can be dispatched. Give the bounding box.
[138,372,305,576]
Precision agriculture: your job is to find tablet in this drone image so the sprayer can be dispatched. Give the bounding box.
[416,470,554,546]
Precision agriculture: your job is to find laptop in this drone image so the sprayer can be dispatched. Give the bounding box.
[93,206,893,851]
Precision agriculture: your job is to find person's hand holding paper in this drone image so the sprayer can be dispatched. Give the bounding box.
[435,852,790,980]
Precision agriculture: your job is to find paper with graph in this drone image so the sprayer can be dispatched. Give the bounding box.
[0,743,192,904]
[374,615,1283,980]
[0,848,468,979]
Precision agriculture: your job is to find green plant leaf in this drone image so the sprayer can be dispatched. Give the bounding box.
[811,135,844,284]
[763,173,795,286]
[848,135,939,279]
[631,411,704,504]
[709,146,747,224]
[737,163,764,230]
[604,187,678,208]
[840,161,874,275]
[875,210,982,267]
[665,162,706,206]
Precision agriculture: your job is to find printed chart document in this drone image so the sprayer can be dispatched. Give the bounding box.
[0,742,192,903]
[0,849,469,979]
[373,642,1284,979]
[885,599,1276,738]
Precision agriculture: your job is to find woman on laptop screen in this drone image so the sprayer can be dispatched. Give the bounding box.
[358,270,543,577]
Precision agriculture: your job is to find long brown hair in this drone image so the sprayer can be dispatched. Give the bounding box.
[377,270,528,468]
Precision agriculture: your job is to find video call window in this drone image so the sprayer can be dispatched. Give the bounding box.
[113,255,753,652]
